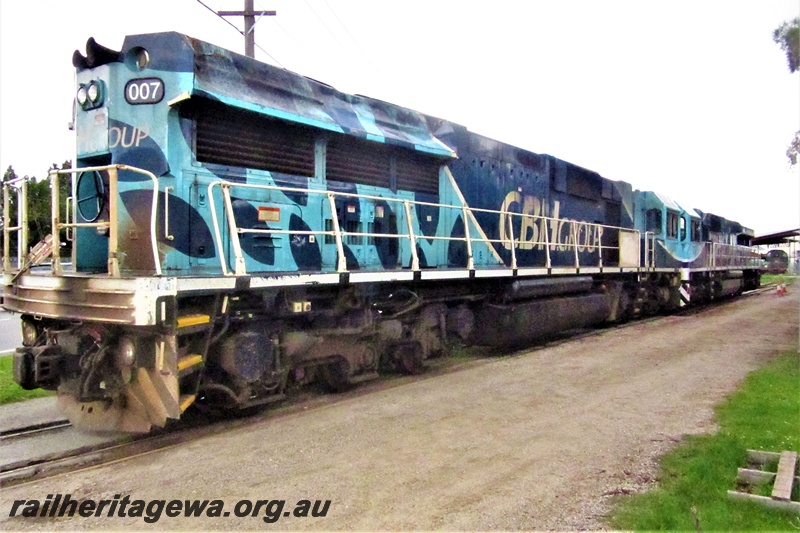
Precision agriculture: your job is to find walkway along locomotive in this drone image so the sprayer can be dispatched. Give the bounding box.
[3,33,762,432]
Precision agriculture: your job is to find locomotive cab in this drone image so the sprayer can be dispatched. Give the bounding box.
[636,190,704,268]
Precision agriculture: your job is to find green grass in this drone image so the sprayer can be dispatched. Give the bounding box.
[608,351,800,531]
[762,273,798,286]
[0,354,52,405]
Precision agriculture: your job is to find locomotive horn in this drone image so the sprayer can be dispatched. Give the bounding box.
[72,37,122,69]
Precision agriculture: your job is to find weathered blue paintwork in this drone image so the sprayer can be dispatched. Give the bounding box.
[71,32,750,277]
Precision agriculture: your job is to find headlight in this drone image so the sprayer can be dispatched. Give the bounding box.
[76,86,88,106]
[77,80,104,109]
[21,319,39,347]
[87,82,100,103]
[117,337,136,367]
[136,49,150,69]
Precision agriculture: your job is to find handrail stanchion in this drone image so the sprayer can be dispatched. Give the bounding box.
[645,232,655,270]
[462,206,474,270]
[206,182,229,276]
[572,223,580,268]
[403,200,419,271]
[106,168,121,277]
[507,213,517,270]
[327,194,347,273]
[2,181,9,272]
[597,226,604,268]
[597,226,603,268]
[651,234,656,268]
[643,232,648,270]
[221,183,247,276]
[636,230,642,269]
[50,170,62,276]
[19,179,28,270]
[65,197,74,242]
[544,218,552,269]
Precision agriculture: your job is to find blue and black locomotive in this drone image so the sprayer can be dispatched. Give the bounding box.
[3,33,761,432]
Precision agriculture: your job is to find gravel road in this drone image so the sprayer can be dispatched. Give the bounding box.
[1,288,798,530]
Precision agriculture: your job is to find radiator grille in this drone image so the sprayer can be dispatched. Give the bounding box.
[193,101,315,176]
[327,134,440,194]
[326,135,391,188]
[188,99,441,194]
[396,152,440,195]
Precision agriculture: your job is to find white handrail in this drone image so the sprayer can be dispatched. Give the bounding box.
[326,193,347,273]
[1,165,162,277]
[206,179,637,276]
[47,164,161,276]
[507,213,517,270]
[2,177,29,271]
[403,200,419,271]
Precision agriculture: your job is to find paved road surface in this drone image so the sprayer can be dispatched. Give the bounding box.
[0,311,21,354]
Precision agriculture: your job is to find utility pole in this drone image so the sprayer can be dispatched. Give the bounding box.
[218,0,276,58]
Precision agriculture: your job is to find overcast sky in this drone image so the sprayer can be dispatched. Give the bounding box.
[1,0,798,234]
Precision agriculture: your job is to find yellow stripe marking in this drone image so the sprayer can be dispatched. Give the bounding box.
[177,354,204,371]
[179,394,196,412]
[177,314,211,328]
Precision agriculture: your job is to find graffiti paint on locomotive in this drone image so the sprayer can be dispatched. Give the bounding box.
[499,193,604,252]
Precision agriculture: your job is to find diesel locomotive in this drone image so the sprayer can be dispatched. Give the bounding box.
[762,249,789,274]
[3,33,761,432]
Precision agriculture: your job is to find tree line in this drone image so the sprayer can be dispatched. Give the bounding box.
[773,17,800,166]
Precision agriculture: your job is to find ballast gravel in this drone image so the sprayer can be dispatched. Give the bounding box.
[1,288,797,530]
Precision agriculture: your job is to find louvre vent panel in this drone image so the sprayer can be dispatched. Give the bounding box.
[194,101,315,176]
[327,135,440,194]
[326,136,390,188]
[189,99,441,193]
[396,155,440,195]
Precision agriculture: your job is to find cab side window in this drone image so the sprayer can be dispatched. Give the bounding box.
[666,211,679,239]
[690,219,701,242]
[646,209,662,233]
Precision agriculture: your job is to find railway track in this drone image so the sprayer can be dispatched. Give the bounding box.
[0,285,775,487]
[0,419,71,440]
[1,423,185,487]
[0,359,482,488]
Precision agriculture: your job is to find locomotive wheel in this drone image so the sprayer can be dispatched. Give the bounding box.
[617,289,635,323]
[395,343,425,375]
[319,358,352,393]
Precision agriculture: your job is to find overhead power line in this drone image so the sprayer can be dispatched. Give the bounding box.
[195,0,284,67]
[302,0,348,52]
[196,0,242,35]
[218,0,276,57]
[318,0,384,80]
